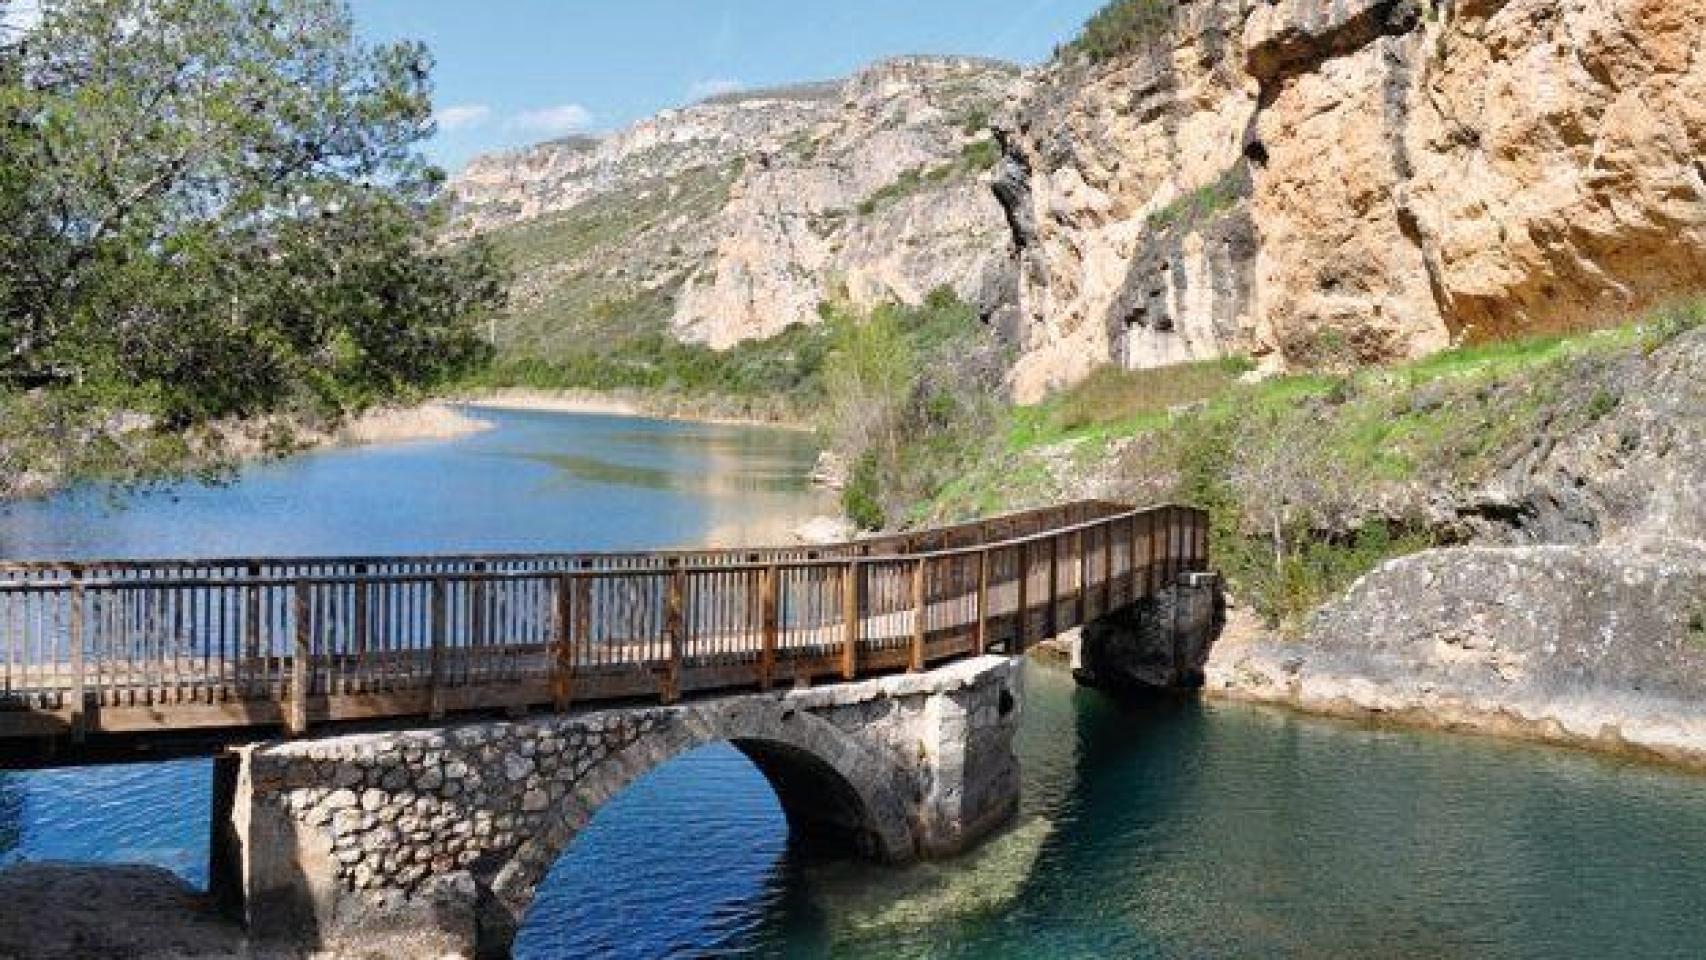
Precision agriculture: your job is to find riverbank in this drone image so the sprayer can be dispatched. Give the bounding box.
[0,401,496,502]
[452,388,813,431]
[1200,538,1706,771]
[1203,636,1706,773]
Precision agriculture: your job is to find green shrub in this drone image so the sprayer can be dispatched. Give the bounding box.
[1146,166,1246,233]
[1067,0,1175,63]
[842,452,886,531]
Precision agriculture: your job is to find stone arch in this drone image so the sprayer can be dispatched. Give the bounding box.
[227,658,1021,960]
[481,699,918,953]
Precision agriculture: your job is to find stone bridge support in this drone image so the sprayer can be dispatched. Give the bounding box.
[212,657,1022,958]
[1073,572,1225,695]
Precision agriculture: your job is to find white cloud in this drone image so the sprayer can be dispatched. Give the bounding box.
[505,103,594,137]
[688,78,744,101]
[434,104,492,133]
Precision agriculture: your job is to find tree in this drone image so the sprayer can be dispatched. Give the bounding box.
[0,0,504,437]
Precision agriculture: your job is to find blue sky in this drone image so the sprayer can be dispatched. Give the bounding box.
[353,0,1109,170]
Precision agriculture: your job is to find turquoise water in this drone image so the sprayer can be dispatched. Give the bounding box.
[5,410,1706,958]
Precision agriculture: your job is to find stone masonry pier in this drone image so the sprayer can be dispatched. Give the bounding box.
[213,656,1023,958]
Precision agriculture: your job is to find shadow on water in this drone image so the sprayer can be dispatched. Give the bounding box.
[522,453,810,496]
[0,776,21,854]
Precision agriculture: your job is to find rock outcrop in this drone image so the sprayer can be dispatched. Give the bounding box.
[996,0,1706,400]
[996,1,1261,400]
[1210,541,1706,764]
[1207,325,1706,764]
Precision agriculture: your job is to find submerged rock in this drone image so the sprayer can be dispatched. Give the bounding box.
[0,863,264,960]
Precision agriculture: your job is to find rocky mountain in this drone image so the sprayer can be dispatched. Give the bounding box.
[450,57,1023,363]
[454,0,1705,406]
[998,0,1706,399]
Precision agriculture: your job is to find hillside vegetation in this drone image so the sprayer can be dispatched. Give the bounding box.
[909,301,1706,632]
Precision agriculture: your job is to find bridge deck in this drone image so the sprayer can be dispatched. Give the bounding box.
[0,501,1207,761]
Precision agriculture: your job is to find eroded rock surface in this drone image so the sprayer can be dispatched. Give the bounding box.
[996,0,1706,398]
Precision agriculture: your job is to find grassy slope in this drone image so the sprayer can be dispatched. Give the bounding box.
[919,302,1705,632]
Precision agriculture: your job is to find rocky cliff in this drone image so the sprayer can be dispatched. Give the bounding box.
[451,57,1022,360]
[997,0,1706,400]
[455,1,1705,409]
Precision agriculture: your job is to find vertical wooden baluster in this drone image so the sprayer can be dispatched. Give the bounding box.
[69,580,86,742]
[909,558,926,672]
[552,573,573,711]
[289,580,310,736]
[1145,510,1160,596]
[759,565,779,691]
[1047,535,1060,639]
[1128,515,1141,602]
[1016,542,1030,652]
[471,561,487,656]
[353,564,369,695]
[841,561,860,681]
[1076,529,1089,627]
[243,562,260,699]
[662,565,685,705]
[1104,520,1115,612]
[974,550,989,656]
[428,577,447,720]
[573,572,592,679]
[1167,506,1181,584]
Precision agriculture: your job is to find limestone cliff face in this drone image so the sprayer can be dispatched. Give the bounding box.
[996,0,1260,401]
[998,0,1706,400]
[451,85,840,236]
[451,58,1022,352]
[675,58,1024,347]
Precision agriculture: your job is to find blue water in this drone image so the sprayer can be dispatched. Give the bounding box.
[0,407,831,559]
[6,410,1706,958]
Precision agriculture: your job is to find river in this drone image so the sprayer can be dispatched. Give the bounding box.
[3,409,1705,959]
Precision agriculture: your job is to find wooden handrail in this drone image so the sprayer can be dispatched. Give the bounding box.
[0,501,1129,575]
[0,501,1210,748]
[0,503,1186,592]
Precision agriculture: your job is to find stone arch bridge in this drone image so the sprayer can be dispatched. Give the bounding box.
[225,657,1020,956]
[0,501,1215,957]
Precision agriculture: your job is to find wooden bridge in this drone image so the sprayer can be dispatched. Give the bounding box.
[0,501,1207,763]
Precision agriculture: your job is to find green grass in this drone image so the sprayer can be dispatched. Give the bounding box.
[1007,356,1256,450]
[909,308,1706,632]
[1146,166,1246,233]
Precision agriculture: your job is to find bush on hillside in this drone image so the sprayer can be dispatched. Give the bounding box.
[1065,0,1175,63]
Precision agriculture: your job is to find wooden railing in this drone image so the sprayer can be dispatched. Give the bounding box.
[0,502,1208,746]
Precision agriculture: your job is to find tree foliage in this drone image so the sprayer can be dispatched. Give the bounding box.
[823,288,1008,530]
[0,0,504,451]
